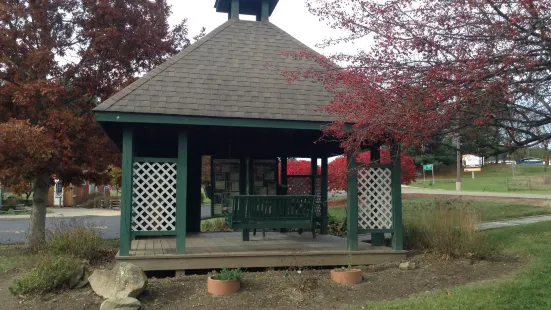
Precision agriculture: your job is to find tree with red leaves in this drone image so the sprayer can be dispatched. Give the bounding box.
[328,151,417,190]
[287,159,321,175]
[0,1,195,249]
[292,0,551,155]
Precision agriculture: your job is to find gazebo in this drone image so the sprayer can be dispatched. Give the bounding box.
[94,0,405,271]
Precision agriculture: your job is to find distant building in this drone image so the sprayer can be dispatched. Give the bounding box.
[48,180,110,207]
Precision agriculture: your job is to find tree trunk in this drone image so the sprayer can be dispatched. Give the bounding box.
[24,173,51,250]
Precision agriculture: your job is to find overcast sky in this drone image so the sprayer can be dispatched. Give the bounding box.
[167,0,356,55]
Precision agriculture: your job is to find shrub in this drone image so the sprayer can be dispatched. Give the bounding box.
[9,255,81,295]
[80,199,95,209]
[201,190,206,204]
[201,218,231,232]
[47,220,104,261]
[211,268,242,281]
[403,199,499,258]
[327,215,347,237]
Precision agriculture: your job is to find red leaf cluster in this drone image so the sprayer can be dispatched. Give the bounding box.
[292,0,551,152]
[277,155,416,191]
[328,151,417,191]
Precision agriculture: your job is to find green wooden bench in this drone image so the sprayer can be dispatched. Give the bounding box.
[224,195,316,241]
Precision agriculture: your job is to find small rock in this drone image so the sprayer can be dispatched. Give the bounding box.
[399,262,416,270]
[69,266,85,289]
[100,297,141,310]
[89,263,148,299]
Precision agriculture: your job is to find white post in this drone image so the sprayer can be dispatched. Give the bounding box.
[456,135,462,191]
[423,169,426,183]
[472,171,475,179]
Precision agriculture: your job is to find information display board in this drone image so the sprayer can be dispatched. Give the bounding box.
[210,159,278,217]
[212,159,240,216]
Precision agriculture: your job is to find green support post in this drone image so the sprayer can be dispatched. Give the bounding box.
[210,157,214,217]
[281,157,288,195]
[311,156,318,230]
[239,158,247,195]
[261,0,270,21]
[176,131,188,254]
[311,156,317,196]
[119,127,134,256]
[391,144,404,250]
[280,157,288,233]
[347,153,359,251]
[370,145,385,246]
[321,156,329,235]
[242,158,253,241]
[230,0,239,19]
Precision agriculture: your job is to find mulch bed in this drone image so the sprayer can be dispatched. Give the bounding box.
[1,253,523,310]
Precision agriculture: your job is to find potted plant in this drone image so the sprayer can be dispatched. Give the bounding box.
[330,253,363,285]
[207,268,242,295]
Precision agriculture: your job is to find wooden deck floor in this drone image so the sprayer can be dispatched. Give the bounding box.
[116,232,406,271]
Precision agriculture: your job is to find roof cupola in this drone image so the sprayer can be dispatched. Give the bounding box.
[215,0,279,21]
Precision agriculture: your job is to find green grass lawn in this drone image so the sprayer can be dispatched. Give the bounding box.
[411,164,551,194]
[351,221,551,310]
[328,198,551,222]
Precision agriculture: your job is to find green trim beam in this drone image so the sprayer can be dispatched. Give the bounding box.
[320,156,328,234]
[347,153,359,251]
[94,111,327,131]
[391,143,404,250]
[119,127,134,256]
[176,130,188,254]
[134,157,177,163]
[131,231,177,238]
[358,228,393,234]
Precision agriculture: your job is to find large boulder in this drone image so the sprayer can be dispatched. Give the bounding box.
[100,297,141,310]
[89,263,147,299]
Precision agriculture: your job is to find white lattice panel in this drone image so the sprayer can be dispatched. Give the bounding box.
[132,162,177,231]
[358,168,393,229]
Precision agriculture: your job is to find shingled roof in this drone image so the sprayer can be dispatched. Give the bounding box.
[93,19,333,123]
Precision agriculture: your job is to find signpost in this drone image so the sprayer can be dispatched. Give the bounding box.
[512,161,516,178]
[423,164,435,185]
[464,167,482,178]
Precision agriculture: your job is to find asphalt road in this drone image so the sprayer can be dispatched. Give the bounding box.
[0,216,120,245]
[0,204,213,245]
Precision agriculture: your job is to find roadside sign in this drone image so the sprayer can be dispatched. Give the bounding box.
[464,168,482,172]
[423,164,435,185]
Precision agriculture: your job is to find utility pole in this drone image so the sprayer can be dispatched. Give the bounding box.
[456,134,462,191]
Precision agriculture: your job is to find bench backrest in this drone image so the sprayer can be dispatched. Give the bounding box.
[231,195,315,222]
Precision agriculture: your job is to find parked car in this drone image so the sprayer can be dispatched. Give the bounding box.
[518,157,545,165]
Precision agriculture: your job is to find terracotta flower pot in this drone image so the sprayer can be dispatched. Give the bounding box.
[330,269,363,285]
[207,276,241,295]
